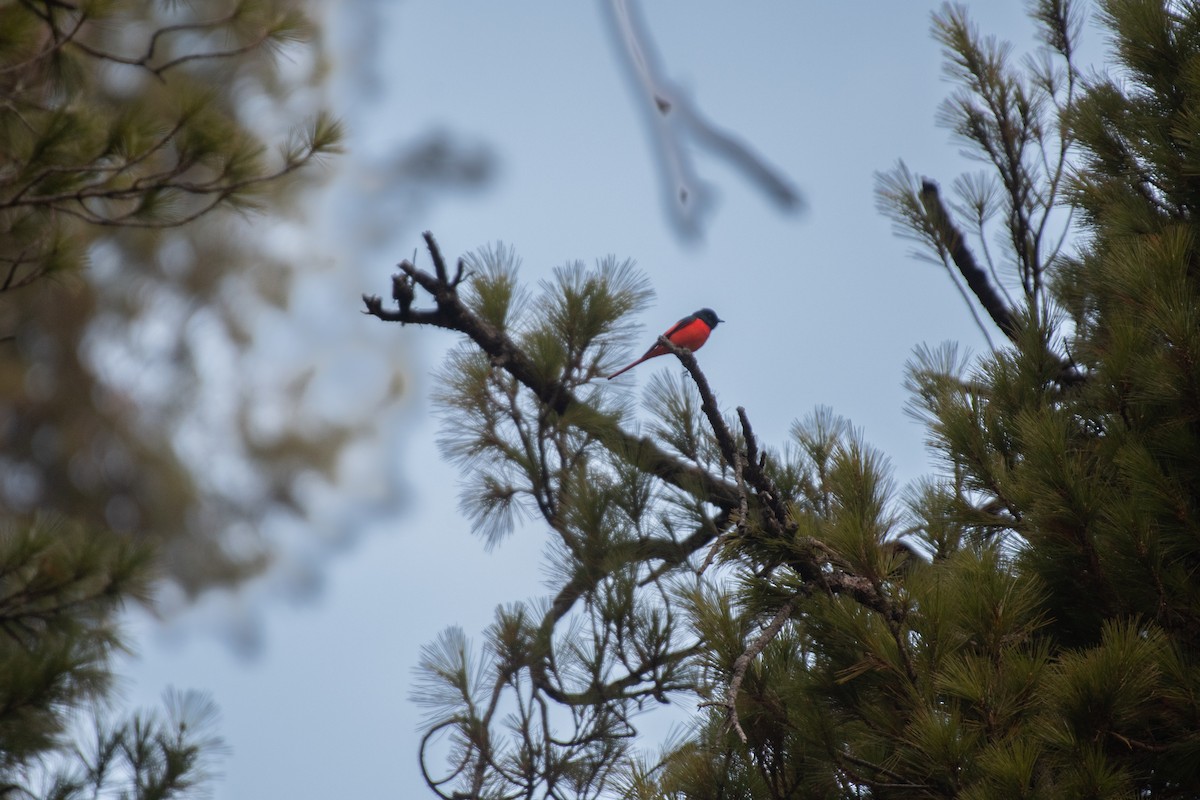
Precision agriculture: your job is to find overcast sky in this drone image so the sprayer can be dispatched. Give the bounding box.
[114,2,1077,797]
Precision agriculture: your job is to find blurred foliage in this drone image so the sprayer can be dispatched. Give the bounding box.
[396,1,1200,798]
[0,516,226,798]
[0,0,358,594]
[0,2,500,795]
[0,516,152,770]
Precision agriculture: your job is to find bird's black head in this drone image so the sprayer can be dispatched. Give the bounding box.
[695,308,724,329]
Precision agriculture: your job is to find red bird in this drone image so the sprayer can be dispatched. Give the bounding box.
[607,308,724,380]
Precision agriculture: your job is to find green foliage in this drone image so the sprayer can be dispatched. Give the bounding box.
[0,0,359,594]
[414,250,715,798]
[436,245,652,546]
[0,517,224,798]
[877,0,1081,347]
[0,517,150,768]
[28,687,226,800]
[0,2,360,796]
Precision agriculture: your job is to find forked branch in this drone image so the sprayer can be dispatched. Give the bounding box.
[366,234,904,624]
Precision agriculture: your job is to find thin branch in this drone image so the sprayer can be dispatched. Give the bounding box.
[68,14,277,81]
[0,11,86,75]
[656,335,738,469]
[835,750,935,793]
[920,179,1018,343]
[600,0,800,238]
[604,0,706,236]
[699,450,745,576]
[661,336,795,541]
[699,597,797,744]
[672,91,803,211]
[972,199,1016,310]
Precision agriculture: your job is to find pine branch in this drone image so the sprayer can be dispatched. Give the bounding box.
[22,4,303,82]
[527,510,729,707]
[363,232,743,511]
[5,139,326,225]
[383,237,940,800]
[919,179,1019,342]
[699,596,797,744]
[367,235,910,629]
[662,338,902,620]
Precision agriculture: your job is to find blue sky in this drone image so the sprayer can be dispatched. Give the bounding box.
[113,2,1072,796]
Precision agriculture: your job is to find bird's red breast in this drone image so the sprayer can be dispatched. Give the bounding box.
[664,316,714,350]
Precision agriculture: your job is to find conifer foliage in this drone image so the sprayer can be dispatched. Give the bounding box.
[0,518,226,797]
[369,1,1200,797]
[0,0,344,593]
[0,1,337,796]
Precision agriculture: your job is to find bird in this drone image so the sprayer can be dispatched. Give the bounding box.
[607,308,724,380]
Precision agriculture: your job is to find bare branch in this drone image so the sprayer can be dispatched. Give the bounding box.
[699,597,797,744]
[920,179,1018,342]
[601,0,800,238]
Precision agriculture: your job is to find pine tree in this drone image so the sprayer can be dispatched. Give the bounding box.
[0,0,346,593]
[0,517,226,797]
[0,2,341,795]
[368,1,1200,797]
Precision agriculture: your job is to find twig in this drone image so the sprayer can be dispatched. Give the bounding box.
[601,0,800,238]
[700,597,796,744]
[655,334,738,468]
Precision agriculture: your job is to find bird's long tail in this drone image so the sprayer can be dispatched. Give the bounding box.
[607,355,650,380]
